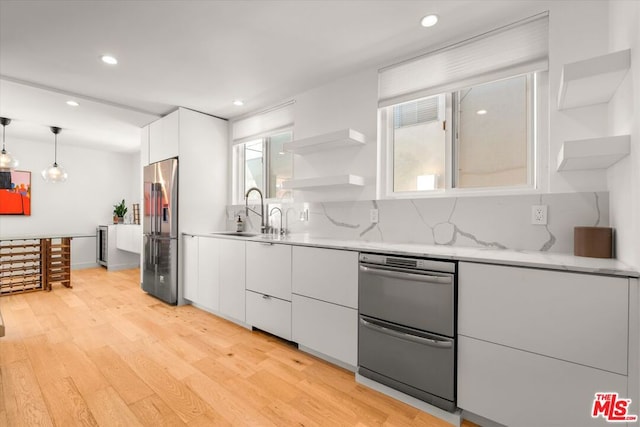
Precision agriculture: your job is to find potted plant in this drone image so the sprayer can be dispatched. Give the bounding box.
[113,199,128,224]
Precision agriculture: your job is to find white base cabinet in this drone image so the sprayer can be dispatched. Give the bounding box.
[219,239,246,322]
[182,234,199,301]
[182,235,245,323]
[291,246,358,368]
[246,291,291,340]
[458,262,631,427]
[246,242,292,301]
[458,336,627,427]
[115,224,142,254]
[292,294,357,367]
[197,237,220,312]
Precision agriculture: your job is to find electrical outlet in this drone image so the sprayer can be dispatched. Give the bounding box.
[370,209,379,224]
[299,208,309,222]
[531,205,548,225]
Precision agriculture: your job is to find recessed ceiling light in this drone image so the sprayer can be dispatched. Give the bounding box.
[101,55,118,65]
[233,100,244,106]
[66,100,79,107]
[476,109,488,115]
[420,14,439,28]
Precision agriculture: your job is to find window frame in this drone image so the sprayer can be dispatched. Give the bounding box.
[378,71,546,200]
[234,128,294,203]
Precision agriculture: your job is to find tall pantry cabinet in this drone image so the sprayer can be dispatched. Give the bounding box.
[140,107,228,304]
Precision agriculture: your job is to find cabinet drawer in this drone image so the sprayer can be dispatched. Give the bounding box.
[292,294,357,367]
[292,246,358,308]
[458,336,627,427]
[246,290,291,340]
[246,242,292,301]
[459,262,628,374]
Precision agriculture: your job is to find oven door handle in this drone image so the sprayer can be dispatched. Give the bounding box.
[359,317,453,349]
[359,265,452,284]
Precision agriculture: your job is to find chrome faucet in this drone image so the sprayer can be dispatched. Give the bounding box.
[245,187,268,233]
[269,207,284,236]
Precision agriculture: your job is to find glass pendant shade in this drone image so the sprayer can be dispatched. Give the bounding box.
[0,117,18,172]
[42,126,68,182]
[41,163,68,183]
[0,148,18,172]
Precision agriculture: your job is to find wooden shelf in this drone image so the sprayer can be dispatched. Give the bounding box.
[281,174,365,190]
[283,129,366,154]
[558,49,630,110]
[557,135,630,171]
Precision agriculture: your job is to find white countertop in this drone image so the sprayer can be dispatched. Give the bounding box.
[185,231,639,278]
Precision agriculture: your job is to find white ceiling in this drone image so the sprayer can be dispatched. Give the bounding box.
[0,0,550,153]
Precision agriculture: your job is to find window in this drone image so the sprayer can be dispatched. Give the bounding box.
[237,130,293,201]
[384,74,535,196]
[378,13,547,197]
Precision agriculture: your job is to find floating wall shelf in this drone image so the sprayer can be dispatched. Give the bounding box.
[283,129,366,154]
[557,49,631,110]
[282,174,365,190]
[557,135,630,171]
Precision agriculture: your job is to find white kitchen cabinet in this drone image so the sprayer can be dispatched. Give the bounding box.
[182,234,198,302]
[246,290,291,340]
[197,237,220,312]
[149,109,179,163]
[458,336,627,427]
[115,224,142,254]
[245,242,292,301]
[292,246,358,308]
[219,239,246,322]
[141,125,150,167]
[458,262,628,374]
[292,294,357,368]
[291,246,358,368]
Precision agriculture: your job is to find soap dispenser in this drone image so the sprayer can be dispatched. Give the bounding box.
[236,215,244,232]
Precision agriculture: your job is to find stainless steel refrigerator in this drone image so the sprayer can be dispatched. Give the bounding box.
[142,158,178,304]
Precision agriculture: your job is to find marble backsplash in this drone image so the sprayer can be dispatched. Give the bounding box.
[227,192,609,254]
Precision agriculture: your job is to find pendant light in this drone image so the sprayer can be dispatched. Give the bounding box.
[41,126,68,183]
[0,117,19,172]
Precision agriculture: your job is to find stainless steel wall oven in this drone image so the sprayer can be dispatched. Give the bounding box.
[358,253,457,412]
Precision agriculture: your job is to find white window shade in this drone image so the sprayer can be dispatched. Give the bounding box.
[378,13,548,108]
[231,101,294,145]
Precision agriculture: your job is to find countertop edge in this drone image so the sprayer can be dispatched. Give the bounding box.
[183,232,639,278]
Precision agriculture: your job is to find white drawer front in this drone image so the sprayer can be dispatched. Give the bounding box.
[292,246,358,308]
[246,290,291,340]
[458,336,628,427]
[459,262,628,374]
[292,294,357,367]
[246,242,292,301]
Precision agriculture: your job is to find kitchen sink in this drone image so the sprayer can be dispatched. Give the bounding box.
[210,231,259,237]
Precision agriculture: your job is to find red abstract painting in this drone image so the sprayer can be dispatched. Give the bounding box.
[0,170,31,215]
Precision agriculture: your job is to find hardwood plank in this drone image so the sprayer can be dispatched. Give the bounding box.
[85,345,154,405]
[39,377,98,427]
[52,340,110,398]
[2,360,54,426]
[128,394,187,427]
[85,386,144,427]
[119,350,209,423]
[22,334,69,386]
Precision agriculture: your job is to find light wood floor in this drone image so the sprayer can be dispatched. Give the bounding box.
[0,268,477,426]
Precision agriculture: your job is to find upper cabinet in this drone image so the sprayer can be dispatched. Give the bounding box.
[557,49,631,111]
[140,125,150,167]
[556,49,632,172]
[149,109,180,163]
[283,128,366,154]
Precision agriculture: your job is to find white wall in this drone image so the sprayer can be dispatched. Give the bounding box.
[608,0,640,270]
[0,137,139,238]
[292,68,378,202]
